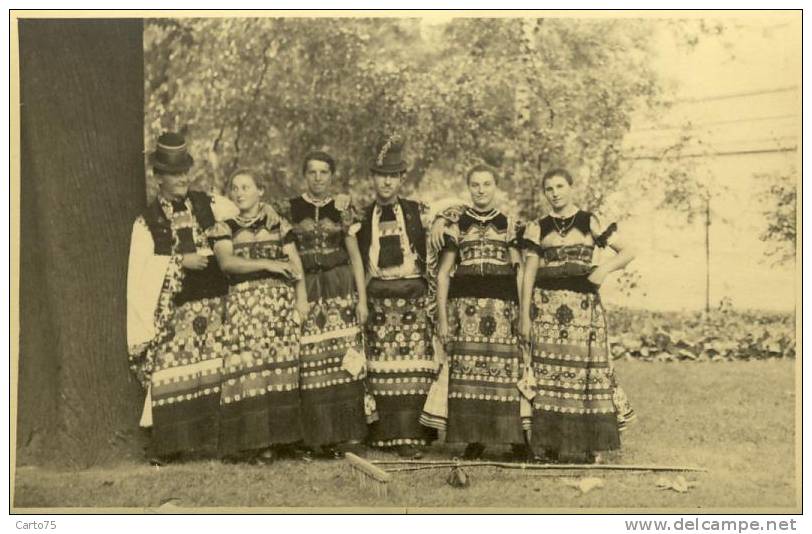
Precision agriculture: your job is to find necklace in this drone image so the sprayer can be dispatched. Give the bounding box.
[303,192,332,208]
[235,203,265,228]
[466,207,499,223]
[551,211,578,237]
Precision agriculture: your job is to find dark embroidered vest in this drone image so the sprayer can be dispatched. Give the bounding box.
[538,210,592,242]
[142,190,216,255]
[142,190,227,304]
[288,196,351,273]
[357,198,427,273]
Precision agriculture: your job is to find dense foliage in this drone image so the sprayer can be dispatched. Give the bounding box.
[145,17,659,215]
[144,17,796,306]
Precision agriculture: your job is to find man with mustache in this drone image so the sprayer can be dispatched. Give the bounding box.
[127,132,230,463]
[356,134,437,459]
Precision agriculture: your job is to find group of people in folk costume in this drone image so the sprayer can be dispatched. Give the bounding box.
[127,132,636,465]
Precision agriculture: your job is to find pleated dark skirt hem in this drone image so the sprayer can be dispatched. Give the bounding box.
[446,415,524,446]
[367,395,437,446]
[300,382,368,447]
[150,395,220,457]
[218,393,303,456]
[531,411,620,455]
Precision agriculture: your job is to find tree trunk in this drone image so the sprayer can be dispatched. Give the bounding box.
[17,19,146,467]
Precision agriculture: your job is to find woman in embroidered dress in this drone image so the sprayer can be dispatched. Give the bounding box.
[273,151,369,458]
[519,168,635,463]
[211,170,309,463]
[436,164,526,460]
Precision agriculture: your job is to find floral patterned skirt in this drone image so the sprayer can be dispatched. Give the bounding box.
[148,295,228,457]
[446,296,524,445]
[528,285,622,456]
[299,265,367,447]
[219,279,302,455]
[364,278,437,448]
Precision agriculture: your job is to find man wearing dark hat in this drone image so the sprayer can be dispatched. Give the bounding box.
[356,134,438,458]
[127,132,230,462]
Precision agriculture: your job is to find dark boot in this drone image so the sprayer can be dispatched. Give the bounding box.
[506,442,538,462]
[320,444,345,460]
[558,450,591,464]
[338,441,366,457]
[150,451,182,466]
[250,448,276,465]
[462,442,486,460]
[396,444,423,459]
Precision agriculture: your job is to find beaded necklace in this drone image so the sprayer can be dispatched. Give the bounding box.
[302,192,332,208]
[465,206,499,224]
[234,203,266,229]
[551,210,579,237]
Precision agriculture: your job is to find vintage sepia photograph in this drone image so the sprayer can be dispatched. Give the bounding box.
[10,9,801,514]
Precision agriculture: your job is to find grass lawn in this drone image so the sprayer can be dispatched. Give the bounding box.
[13,360,798,511]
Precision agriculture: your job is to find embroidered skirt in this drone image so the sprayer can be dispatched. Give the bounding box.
[365,278,437,447]
[219,279,302,456]
[528,284,622,455]
[148,295,228,457]
[445,296,524,445]
[299,264,367,447]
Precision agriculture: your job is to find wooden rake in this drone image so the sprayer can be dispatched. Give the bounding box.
[345,453,392,497]
[345,453,705,496]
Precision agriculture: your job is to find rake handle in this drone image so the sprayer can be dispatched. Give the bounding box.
[372,460,706,472]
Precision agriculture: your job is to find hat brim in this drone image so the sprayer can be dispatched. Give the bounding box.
[369,161,407,175]
[151,153,194,173]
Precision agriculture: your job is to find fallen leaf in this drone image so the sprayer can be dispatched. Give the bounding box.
[656,475,696,493]
[672,475,689,493]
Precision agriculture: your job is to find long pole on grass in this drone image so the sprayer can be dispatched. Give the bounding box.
[372,460,707,473]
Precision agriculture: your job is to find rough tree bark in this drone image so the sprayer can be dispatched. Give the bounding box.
[18,19,146,467]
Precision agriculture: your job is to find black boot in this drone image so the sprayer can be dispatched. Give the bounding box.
[506,443,536,462]
[462,442,486,460]
[396,444,423,459]
[250,448,276,465]
[150,451,182,466]
[320,444,345,460]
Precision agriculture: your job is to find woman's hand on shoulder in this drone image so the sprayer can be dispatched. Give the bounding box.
[261,203,281,228]
[334,193,351,211]
[429,218,448,250]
